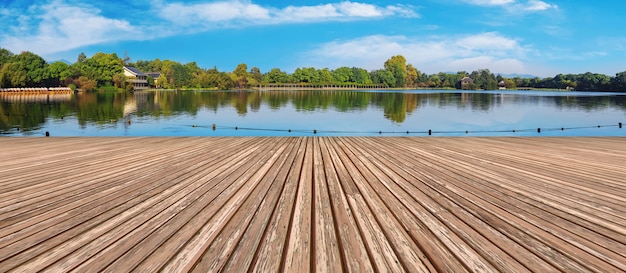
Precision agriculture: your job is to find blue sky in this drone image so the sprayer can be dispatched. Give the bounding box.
[1,0,624,77]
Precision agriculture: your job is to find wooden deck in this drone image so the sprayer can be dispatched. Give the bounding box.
[0,137,625,272]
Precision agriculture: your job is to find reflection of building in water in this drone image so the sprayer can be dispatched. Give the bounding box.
[0,93,72,103]
[123,91,154,117]
[123,95,137,117]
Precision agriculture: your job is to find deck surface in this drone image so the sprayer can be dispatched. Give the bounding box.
[0,137,625,272]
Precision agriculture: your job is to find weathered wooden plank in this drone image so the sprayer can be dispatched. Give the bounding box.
[310,137,343,273]
[249,137,307,272]
[220,137,302,272]
[282,137,314,272]
[343,137,536,273]
[0,137,624,273]
[317,137,375,273]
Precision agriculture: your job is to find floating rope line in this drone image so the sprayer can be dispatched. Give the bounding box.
[188,122,623,136]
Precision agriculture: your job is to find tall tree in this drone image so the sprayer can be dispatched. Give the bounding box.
[318,68,334,84]
[232,63,249,88]
[352,67,372,84]
[77,52,87,63]
[332,67,353,83]
[405,64,418,87]
[263,68,290,83]
[370,69,396,87]
[384,55,407,88]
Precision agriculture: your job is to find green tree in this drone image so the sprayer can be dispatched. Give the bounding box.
[293,67,320,83]
[351,67,372,84]
[318,68,334,84]
[77,52,87,63]
[384,55,407,88]
[160,60,191,88]
[0,51,48,87]
[45,61,70,86]
[263,68,291,83]
[470,69,497,90]
[405,64,418,87]
[332,67,353,83]
[370,69,396,87]
[0,48,14,66]
[232,63,249,88]
[612,71,626,91]
[250,67,262,85]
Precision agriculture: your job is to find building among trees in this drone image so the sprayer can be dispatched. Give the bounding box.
[460,77,474,89]
[123,66,149,90]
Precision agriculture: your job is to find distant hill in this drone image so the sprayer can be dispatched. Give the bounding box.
[497,73,537,79]
[51,59,72,65]
[444,72,538,79]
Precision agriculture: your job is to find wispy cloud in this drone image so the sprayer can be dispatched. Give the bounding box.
[302,33,531,74]
[157,0,419,26]
[461,0,557,12]
[0,0,142,56]
[0,0,419,57]
[463,0,516,6]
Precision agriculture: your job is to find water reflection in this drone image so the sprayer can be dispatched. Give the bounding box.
[1,90,625,136]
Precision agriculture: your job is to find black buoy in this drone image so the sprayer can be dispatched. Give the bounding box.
[537,128,541,133]
[212,123,216,131]
[428,129,432,136]
[620,122,623,129]
[235,126,238,130]
[288,129,291,133]
[314,129,317,134]
[45,131,50,137]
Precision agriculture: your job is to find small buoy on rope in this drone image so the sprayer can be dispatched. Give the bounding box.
[620,122,623,129]
[45,131,50,137]
[313,129,317,134]
[466,130,469,134]
[428,129,432,136]
[235,126,238,130]
[212,123,216,130]
[288,129,291,133]
[537,128,541,133]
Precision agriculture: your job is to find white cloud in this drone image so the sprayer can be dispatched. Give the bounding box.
[0,0,418,58]
[1,0,141,56]
[463,0,516,6]
[157,0,418,26]
[302,33,531,74]
[461,0,557,12]
[159,1,270,26]
[524,0,557,11]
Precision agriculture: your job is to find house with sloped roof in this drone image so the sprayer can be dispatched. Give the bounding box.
[124,66,149,90]
[460,77,474,89]
[144,72,162,88]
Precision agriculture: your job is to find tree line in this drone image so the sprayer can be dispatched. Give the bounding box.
[1,48,626,92]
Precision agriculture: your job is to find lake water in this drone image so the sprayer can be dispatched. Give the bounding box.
[1,90,625,137]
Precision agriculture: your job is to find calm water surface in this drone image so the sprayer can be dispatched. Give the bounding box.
[1,90,625,136]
